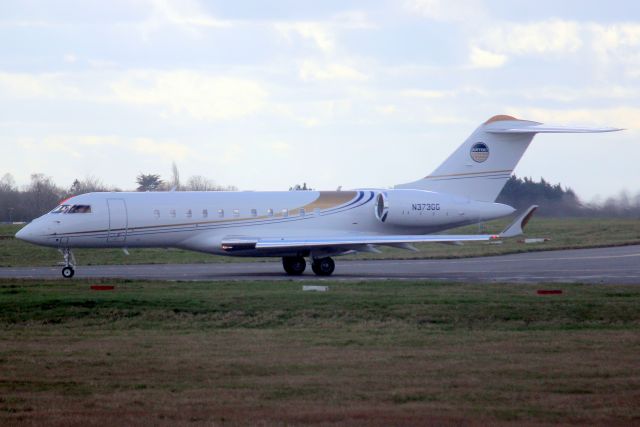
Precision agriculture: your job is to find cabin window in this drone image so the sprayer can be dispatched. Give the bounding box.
[281,208,288,217]
[153,209,160,219]
[251,208,257,217]
[299,208,305,217]
[185,209,192,218]
[169,209,176,218]
[202,209,208,218]
[233,209,240,217]
[218,209,224,218]
[267,208,273,217]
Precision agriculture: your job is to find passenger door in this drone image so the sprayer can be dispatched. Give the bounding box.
[107,199,128,242]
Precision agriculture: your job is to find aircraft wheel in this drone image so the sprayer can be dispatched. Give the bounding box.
[282,256,306,275]
[61,266,75,278]
[311,257,335,276]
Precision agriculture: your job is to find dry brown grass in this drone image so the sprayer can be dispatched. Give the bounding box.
[1,280,640,425]
[3,329,640,426]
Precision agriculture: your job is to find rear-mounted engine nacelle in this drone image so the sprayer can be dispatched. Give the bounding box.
[374,189,514,227]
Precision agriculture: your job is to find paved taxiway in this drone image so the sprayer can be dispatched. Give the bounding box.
[1,245,640,283]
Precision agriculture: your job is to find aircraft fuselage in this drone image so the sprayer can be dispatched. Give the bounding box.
[17,189,514,257]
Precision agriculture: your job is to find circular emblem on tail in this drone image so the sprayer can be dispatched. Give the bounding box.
[470,142,489,163]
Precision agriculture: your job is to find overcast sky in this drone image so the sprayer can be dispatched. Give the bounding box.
[1,0,639,200]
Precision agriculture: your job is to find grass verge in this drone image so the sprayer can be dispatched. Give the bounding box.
[1,279,639,425]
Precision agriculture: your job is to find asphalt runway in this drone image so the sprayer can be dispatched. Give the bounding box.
[1,245,640,284]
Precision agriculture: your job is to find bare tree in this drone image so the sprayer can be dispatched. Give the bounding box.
[186,175,215,191]
[170,161,181,191]
[0,173,19,222]
[0,173,16,192]
[22,174,64,219]
[68,176,110,196]
[185,175,237,191]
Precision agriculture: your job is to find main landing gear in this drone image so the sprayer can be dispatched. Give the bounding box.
[282,256,335,276]
[59,247,76,278]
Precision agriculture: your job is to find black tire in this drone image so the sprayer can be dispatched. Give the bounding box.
[62,266,75,278]
[311,257,335,276]
[282,256,306,275]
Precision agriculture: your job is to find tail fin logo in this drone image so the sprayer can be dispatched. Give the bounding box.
[470,142,489,163]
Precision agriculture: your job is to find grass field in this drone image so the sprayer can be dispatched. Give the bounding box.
[2,217,640,268]
[1,279,639,425]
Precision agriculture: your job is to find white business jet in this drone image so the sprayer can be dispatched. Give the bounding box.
[16,115,620,278]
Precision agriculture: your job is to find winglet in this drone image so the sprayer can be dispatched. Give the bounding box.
[500,205,538,238]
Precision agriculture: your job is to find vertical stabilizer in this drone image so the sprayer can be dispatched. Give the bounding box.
[395,115,621,202]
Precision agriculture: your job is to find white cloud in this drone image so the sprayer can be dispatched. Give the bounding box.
[468,20,640,72]
[274,12,373,54]
[275,22,336,53]
[590,23,640,56]
[138,0,232,39]
[0,72,81,98]
[589,23,640,75]
[72,135,121,147]
[521,85,640,102]
[507,107,640,131]
[400,86,487,99]
[111,70,268,120]
[469,46,507,68]
[269,141,291,154]
[299,60,368,81]
[18,134,192,161]
[88,59,118,70]
[401,89,452,99]
[132,137,191,160]
[474,19,582,57]
[405,0,486,22]
[331,11,375,30]
[376,105,397,115]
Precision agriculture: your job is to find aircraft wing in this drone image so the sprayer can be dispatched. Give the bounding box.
[221,233,496,254]
[222,206,538,253]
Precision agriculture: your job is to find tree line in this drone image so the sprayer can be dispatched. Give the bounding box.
[496,176,640,218]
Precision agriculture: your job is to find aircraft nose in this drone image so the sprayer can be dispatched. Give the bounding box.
[15,224,38,244]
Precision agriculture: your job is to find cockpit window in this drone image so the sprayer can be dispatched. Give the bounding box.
[68,205,91,214]
[51,204,91,214]
[51,205,70,214]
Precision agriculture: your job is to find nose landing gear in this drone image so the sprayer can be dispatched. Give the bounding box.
[59,247,76,278]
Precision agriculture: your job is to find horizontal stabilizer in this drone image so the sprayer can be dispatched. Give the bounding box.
[487,124,622,134]
[499,205,538,238]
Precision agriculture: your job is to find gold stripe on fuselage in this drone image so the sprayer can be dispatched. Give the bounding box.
[301,191,357,211]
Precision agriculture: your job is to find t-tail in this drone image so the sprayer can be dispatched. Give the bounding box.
[395,115,622,202]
